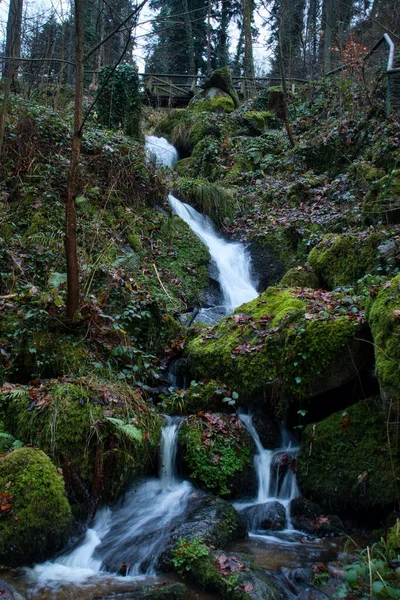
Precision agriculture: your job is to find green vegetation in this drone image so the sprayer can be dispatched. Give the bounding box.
[297,399,400,513]
[179,413,253,497]
[0,447,72,567]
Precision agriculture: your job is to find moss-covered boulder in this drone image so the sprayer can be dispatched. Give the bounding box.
[363,169,400,225]
[0,447,72,567]
[297,398,400,513]
[159,380,240,416]
[202,66,239,108]
[366,274,400,408]
[179,413,255,497]
[279,265,320,289]
[186,287,372,414]
[172,177,236,225]
[239,111,278,135]
[3,380,162,517]
[189,89,235,114]
[307,233,382,289]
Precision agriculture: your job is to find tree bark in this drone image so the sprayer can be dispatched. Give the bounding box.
[65,0,84,321]
[242,0,254,91]
[182,0,196,74]
[279,0,296,148]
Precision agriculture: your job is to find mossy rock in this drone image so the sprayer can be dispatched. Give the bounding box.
[173,177,236,225]
[363,169,400,225]
[160,380,239,416]
[0,447,72,567]
[366,274,400,408]
[308,232,382,289]
[154,108,189,139]
[297,398,400,513]
[186,287,369,413]
[3,381,162,515]
[202,66,239,108]
[179,413,255,497]
[349,160,386,194]
[171,541,282,599]
[174,156,197,177]
[239,111,278,135]
[279,266,320,288]
[189,89,235,114]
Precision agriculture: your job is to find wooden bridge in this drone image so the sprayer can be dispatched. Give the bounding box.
[139,73,306,108]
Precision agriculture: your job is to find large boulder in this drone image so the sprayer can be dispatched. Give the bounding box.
[189,87,235,114]
[201,66,239,108]
[186,286,373,415]
[289,497,343,536]
[179,413,256,497]
[297,398,400,514]
[0,448,72,567]
[366,274,400,409]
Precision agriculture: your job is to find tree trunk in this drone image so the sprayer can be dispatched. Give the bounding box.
[65,0,84,321]
[323,0,333,72]
[216,0,229,67]
[3,0,23,78]
[207,0,212,75]
[0,0,23,155]
[182,0,196,74]
[279,0,296,148]
[242,0,254,92]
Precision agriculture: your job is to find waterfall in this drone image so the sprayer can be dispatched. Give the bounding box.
[168,194,258,317]
[145,135,178,168]
[27,417,195,586]
[238,414,299,531]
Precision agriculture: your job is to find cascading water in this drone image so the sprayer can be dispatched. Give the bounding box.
[237,414,300,532]
[145,135,178,168]
[168,194,258,320]
[26,417,196,589]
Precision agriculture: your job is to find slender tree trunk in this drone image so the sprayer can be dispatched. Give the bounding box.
[217,0,229,67]
[182,0,196,74]
[323,0,333,72]
[242,0,254,92]
[207,0,212,75]
[65,0,84,321]
[0,0,23,155]
[279,0,295,148]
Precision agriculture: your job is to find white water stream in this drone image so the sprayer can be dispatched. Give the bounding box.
[26,417,195,589]
[237,414,300,532]
[145,135,258,322]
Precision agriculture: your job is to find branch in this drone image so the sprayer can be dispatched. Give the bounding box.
[84,0,148,64]
[2,56,75,67]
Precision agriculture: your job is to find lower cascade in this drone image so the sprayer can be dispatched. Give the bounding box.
[236,414,300,534]
[144,135,178,168]
[27,417,196,586]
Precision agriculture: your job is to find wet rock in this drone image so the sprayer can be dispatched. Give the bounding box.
[297,590,330,600]
[0,581,26,600]
[247,242,285,291]
[251,413,282,449]
[101,582,188,600]
[289,498,343,536]
[241,501,286,531]
[287,567,314,583]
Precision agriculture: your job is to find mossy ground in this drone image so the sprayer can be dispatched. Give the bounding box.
[0,447,72,567]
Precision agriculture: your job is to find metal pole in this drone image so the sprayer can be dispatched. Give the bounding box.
[387,74,392,118]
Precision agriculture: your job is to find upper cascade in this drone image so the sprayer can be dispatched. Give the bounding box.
[168,194,258,314]
[145,135,178,168]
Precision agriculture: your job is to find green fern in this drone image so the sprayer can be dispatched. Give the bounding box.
[106,417,142,442]
[113,251,140,272]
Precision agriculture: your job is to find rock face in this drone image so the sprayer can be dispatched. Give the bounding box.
[0,580,26,600]
[297,399,400,514]
[241,501,286,531]
[185,286,373,416]
[0,448,72,567]
[289,498,343,536]
[366,274,400,409]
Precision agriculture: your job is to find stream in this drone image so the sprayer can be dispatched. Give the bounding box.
[3,137,342,599]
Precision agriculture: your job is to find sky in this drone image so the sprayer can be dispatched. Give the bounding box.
[0,0,273,75]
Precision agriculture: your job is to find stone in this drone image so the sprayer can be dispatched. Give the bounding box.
[0,581,26,600]
[241,501,286,531]
[289,498,343,535]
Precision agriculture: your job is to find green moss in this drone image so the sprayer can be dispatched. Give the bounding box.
[308,233,382,289]
[153,108,189,139]
[0,447,72,567]
[279,266,320,288]
[363,169,400,225]
[192,96,235,114]
[174,157,197,177]
[174,177,236,225]
[186,287,362,406]
[203,66,239,108]
[179,413,253,497]
[297,399,400,513]
[4,381,162,513]
[240,111,278,135]
[366,274,400,406]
